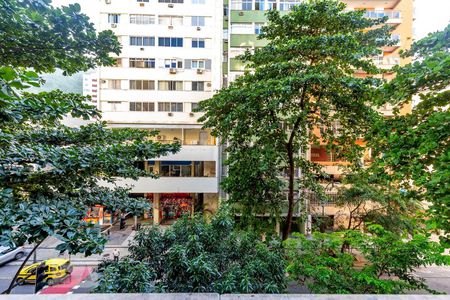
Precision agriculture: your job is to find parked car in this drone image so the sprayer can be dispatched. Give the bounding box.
[0,245,26,265]
[16,258,72,286]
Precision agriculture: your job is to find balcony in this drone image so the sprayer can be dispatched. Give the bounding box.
[383,34,401,52]
[106,177,219,193]
[230,34,267,48]
[363,10,402,25]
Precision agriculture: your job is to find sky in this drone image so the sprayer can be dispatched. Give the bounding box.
[52,0,450,40]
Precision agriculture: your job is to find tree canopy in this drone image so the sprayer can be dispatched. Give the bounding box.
[368,24,450,242]
[199,0,393,239]
[0,0,179,256]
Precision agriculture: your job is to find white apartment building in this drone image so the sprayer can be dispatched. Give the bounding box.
[85,0,223,225]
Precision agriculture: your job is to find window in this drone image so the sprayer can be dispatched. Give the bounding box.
[158,102,183,112]
[107,80,121,90]
[129,58,156,68]
[255,0,264,10]
[279,0,302,11]
[113,58,122,67]
[191,60,205,69]
[108,101,121,112]
[268,0,276,10]
[164,59,183,69]
[130,14,155,24]
[192,38,205,48]
[191,102,201,112]
[159,0,184,3]
[108,14,120,24]
[130,102,155,111]
[192,81,204,91]
[159,16,183,26]
[129,80,155,90]
[192,0,205,3]
[242,0,252,10]
[158,81,183,91]
[158,37,183,47]
[191,16,205,27]
[137,0,149,2]
[255,23,264,34]
[130,36,155,46]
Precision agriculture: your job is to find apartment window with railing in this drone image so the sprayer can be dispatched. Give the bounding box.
[268,0,276,10]
[130,102,155,111]
[158,102,184,112]
[164,59,183,69]
[191,16,205,27]
[364,10,401,19]
[129,58,156,68]
[242,0,252,10]
[159,16,183,26]
[192,38,205,48]
[129,80,155,90]
[192,0,205,3]
[130,14,155,25]
[158,37,183,47]
[158,81,183,91]
[159,0,184,3]
[191,81,205,91]
[108,14,120,24]
[137,0,149,2]
[130,36,155,46]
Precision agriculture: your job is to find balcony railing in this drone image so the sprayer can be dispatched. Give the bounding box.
[363,10,401,20]
[230,0,303,11]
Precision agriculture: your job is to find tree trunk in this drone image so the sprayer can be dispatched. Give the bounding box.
[2,239,44,294]
[282,146,295,240]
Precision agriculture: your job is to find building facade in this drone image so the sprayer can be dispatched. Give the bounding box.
[86,0,413,229]
[85,0,223,225]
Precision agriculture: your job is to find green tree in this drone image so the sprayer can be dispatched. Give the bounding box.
[199,0,393,239]
[0,1,179,292]
[96,207,287,294]
[285,225,448,294]
[368,24,450,241]
[95,258,156,293]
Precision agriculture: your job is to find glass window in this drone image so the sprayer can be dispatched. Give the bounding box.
[158,0,184,3]
[137,0,150,2]
[129,58,155,68]
[158,102,183,112]
[130,14,155,25]
[242,0,252,10]
[255,23,264,34]
[164,59,183,69]
[192,38,205,48]
[130,36,155,46]
[192,81,204,91]
[191,16,205,26]
[107,80,121,90]
[108,14,120,24]
[255,0,264,10]
[268,0,276,10]
[192,0,205,3]
[130,102,155,111]
[158,81,183,91]
[129,80,155,90]
[159,37,183,47]
[191,60,205,69]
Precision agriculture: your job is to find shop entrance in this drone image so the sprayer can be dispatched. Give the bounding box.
[160,193,193,225]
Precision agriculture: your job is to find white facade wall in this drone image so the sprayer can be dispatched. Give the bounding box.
[91,0,223,195]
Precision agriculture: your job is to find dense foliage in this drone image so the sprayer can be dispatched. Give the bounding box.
[368,24,450,242]
[285,225,449,294]
[0,0,179,256]
[96,208,287,294]
[199,0,393,239]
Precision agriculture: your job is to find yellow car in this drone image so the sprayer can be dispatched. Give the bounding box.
[17,258,72,286]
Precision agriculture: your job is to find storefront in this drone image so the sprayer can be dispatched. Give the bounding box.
[160,193,193,224]
[84,205,116,225]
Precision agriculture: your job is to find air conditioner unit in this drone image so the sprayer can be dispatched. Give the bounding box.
[239,12,244,16]
[206,82,212,87]
[169,68,177,74]
[105,0,111,4]
[168,25,173,29]
[156,135,165,140]
[168,3,174,8]
[168,112,173,116]
[101,80,107,84]
[139,3,145,7]
[196,26,201,31]
[111,23,117,28]
[189,112,195,117]
[196,69,204,74]
[140,47,145,51]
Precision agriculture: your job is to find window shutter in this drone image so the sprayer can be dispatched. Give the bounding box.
[205,59,212,70]
[185,59,192,69]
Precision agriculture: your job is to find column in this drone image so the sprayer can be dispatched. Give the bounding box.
[153,193,161,225]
